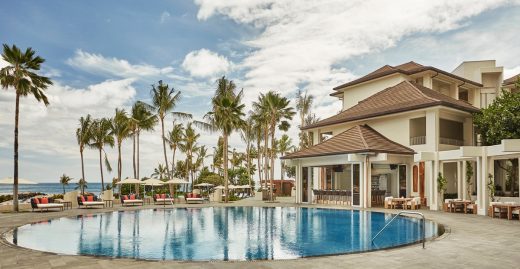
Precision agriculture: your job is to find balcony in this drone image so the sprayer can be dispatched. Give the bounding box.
[440,137,464,146]
[410,136,426,145]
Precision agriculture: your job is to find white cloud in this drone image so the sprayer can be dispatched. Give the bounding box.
[182,48,232,78]
[66,49,177,80]
[504,66,520,79]
[160,11,171,23]
[194,0,518,101]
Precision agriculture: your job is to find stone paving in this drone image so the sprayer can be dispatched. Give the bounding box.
[0,198,519,269]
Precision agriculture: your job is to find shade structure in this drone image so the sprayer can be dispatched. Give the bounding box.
[239,185,251,189]
[141,178,164,186]
[194,183,214,187]
[0,177,38,185]
[228,185,240,189]
[214,185,225,190]
[116,178,142,185]
[165,178,189,184]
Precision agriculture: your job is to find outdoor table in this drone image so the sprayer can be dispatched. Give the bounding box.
[56,199,72,210]
[492,203,520,220]
[449,200,473,213]
[391,198,412,209]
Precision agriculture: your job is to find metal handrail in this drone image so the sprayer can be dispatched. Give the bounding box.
[371,211,426,249]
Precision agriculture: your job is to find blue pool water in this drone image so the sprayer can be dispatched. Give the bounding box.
[7,207,439,261]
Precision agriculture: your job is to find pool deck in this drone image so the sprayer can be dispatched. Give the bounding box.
[0,197,519,269]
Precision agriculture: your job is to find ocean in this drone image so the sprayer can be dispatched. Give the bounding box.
[0,183,106,195]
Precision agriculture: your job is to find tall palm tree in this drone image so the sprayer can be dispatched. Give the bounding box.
[88,118,114,191]
[75,178,88,195]
[179,122,200,185]
[277,134,294,195]
[252,117,264,185]
[195,145,209,173]
[240,115,255,188]
[252,96,270,192]
[59,174,73,194]
[112,109,131,182]
[256,91,295,201]
[151,163,168,181]
[149,80,191,180]
[204,76,245,202]
[296,89,314,148]
[0,44,52,211]
[166,121,184,175]
[76,115,92,185]
[131,101,157,179]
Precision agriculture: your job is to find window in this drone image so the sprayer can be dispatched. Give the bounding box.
[320,132,332,142]
[459,90,469,102]
[493,159,519,197]
[409,117,426,145]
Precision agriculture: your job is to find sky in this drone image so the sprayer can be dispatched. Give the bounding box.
[1,0,520,184]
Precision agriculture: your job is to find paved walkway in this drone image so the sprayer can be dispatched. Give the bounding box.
[0,198,519,269]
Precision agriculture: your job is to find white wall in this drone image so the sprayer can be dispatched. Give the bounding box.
[340,74,408,110]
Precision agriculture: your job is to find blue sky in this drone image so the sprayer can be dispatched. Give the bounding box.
[1,0,520,183]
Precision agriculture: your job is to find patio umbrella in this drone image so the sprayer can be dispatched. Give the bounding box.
[194,183,214,187]
[0,177,38,185]
[214,185,225,189]
[165,177,189,197]
[141,178,165,197]
[116,178,141,193]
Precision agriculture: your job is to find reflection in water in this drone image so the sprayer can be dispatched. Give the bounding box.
[9,207,437,261]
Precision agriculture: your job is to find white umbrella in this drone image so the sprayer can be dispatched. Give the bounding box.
[141,178,164,197]
[0,177,37,185]
[239,185,251,188]
[116,178,142,194]
[194,183,214,187]
[165,178,189,184]
[214,185,225,189]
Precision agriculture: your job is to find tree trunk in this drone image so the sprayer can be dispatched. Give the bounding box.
[161,118,170,179]
[80,148,85,183]
[263,128,269,195]
[172,146,176,175]
[137,130,140,179]
[63,185,66,195]
[223,133,229,203]
[257,140,262,185]
[99,148,105,191]
[132,132,136,179]
[118,142,122,182]
[280,152,284,196]
[13,93,20,212]
[270,127,276,201]
[246,141,251,193]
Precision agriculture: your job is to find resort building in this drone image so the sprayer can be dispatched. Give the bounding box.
[284,60,520,215]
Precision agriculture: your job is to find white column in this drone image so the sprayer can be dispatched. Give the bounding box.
[307,167,313,203]
[366,159,372,208]
[360,162,366,208]
[457,161,463,199]
[462,161,468,200]
[476,157,483,213]
[295,163,301,203]
[431,159,439,210]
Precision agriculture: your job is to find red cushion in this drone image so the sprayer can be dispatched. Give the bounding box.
[155,194,160,199]
[130,194,135,200]
[87,196,94,202]
[41,197,48,204]
[195,194,201,198]
[123,195,128,200]
[33,198,40,204]
[161,194,166,199]
[80,196,86,202]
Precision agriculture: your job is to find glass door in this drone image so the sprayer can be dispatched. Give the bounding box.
[398,165,407,197]
[352,164,360,206]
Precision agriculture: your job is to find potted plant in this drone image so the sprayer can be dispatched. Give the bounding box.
[465,161,474,200]
[437,172,447,210]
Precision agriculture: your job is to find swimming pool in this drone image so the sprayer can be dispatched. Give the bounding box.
[6,207,439,261]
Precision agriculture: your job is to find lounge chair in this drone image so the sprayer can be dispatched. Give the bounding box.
[77,195,105,208]
[186,193,204,204]
[31,197,64,212]
[154,194,174,205]
[121,194,144,206]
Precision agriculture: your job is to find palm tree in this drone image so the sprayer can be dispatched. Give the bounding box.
[0,44,52,212]
[151,163,168,181]
[179,122,200,186]
[195,145,209,175]
[130,101,157,179]
[166,121,184,175]
[241,115,255,188]
[277,134,294,195]
[88,118,114,191]
[255,91,295,201]
[149,80,191,180]
[76,115,92,186]
[75,178,88,195]
[59,174,73,194]
[296,89,314,148]
[252,117,264,185]
[252,96,270,192]
[112,109,132,182]
[204,76,245,202]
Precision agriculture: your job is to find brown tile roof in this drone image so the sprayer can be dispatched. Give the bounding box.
[282,124,414,159]
[332,61,482,93]
[503,74,520,86]
[304,80,479,130]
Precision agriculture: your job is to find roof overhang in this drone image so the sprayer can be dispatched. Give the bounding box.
[414,139,520,162]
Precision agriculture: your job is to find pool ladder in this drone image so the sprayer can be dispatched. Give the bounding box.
[371,211,426,249]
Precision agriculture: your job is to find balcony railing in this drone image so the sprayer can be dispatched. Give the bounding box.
[440,137,464,146]
[410,136,426,145]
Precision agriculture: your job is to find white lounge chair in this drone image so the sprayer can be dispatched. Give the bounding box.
[31,197,64,212]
